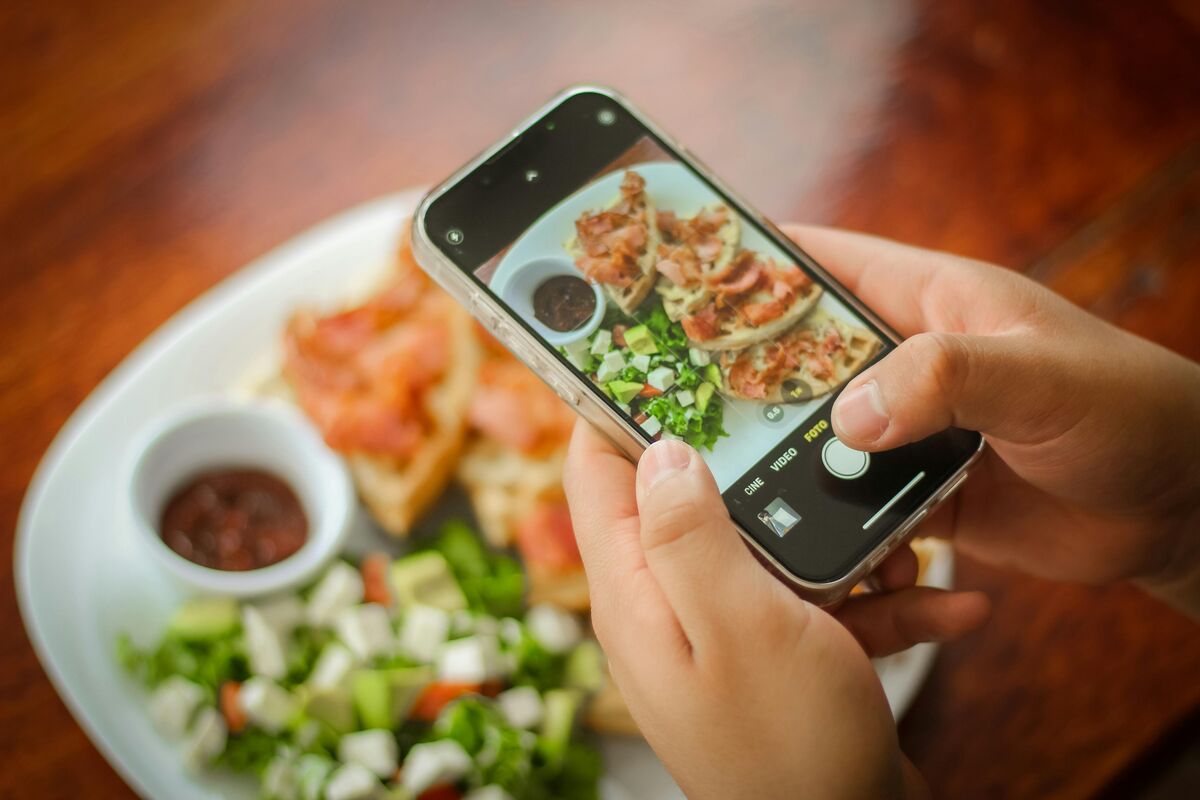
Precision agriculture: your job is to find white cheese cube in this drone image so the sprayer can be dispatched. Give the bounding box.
[641,416,663,437]
[324,762,381,800]
[307,642,358,690]
[295,754,334,800]
[498,617,524,647]
[646,366,676,392]
[451,609,474,636]
[401,740,472,795]
[465,787,515,800]
[496,686,543,729]
[525,604,583,654]
[239,677,297,734]
[243,605,287,680]
[676,389,695,407]
[630,353,652,373]
[182,707,226,772]
[263,757,297,800]
[688,348,711,366]
[148,675,206,738]
[398,604,451,664]
[436,634,504,683]
[254,594,306,635]
[452,611,499,637]
[338,729,399,778]
[334,604,396,661]
[307,562,364,628]
[563,338,592,370]
[589,329,611,355]
[595,350,626,382]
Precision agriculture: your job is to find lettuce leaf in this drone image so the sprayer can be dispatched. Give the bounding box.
[432,521,527,618]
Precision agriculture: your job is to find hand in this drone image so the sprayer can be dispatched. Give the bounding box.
[790,226,1200,614]
[564,425,987,799]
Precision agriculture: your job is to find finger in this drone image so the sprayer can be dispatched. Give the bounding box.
[830,329,1074,450]
[563,420,642,580]
[781,224,1004,337]
[635,440,782,655]
[564,422,685,652]
[835,587,991,658]
[874,544,918,592]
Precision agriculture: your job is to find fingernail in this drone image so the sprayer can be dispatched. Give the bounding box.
[638,440,693,491]
[833,380,889,442]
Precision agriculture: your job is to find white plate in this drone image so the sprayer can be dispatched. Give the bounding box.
[15,190,949,800]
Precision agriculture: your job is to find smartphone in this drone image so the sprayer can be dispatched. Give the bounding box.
[412,86,983,605]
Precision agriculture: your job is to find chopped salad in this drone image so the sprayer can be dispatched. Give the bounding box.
[561,301,728,450]
[118,522,604,800]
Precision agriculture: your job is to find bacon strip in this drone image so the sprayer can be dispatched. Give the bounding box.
[573,171,651,288]
[283,268,451,459]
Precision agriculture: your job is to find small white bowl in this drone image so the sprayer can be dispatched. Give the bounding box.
[125,398,354,597]
[494,256,606,347]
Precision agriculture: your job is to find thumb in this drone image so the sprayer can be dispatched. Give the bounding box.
[832,330,1064,450]
[635,440,783,652]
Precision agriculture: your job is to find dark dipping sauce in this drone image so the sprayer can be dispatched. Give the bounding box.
[160,469,308,571]
[532,275,596,332]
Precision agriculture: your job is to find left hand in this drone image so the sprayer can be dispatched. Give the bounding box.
[563,423,989,799]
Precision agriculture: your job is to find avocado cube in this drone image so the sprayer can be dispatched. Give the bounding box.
[390,552,467,612]
[351,666,433,730]
[623,325,658,355]
[302,685,357,735]
[539,688,584,767]
[704,363,722,388]
[606,380,644,404]
[386,665,434,723]
[695,382,716,412]
[167,597,240,642]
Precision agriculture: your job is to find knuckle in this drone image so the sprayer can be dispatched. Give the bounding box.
[640,491,707,555]
[908,331,970,402]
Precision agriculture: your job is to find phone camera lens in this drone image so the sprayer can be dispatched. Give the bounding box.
[445,228,465,245]
[596,108,617,126]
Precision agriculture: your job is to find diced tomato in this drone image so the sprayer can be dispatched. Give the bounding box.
[362,552,392,606]
[418,786,463,800]
[410,682,483,722]
[220,682,246,734]
[638,384,663,398]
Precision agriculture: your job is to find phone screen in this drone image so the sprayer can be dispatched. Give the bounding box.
[423,91,980,584]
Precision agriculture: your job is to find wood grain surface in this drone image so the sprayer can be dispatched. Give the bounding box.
[3,1,1198,797]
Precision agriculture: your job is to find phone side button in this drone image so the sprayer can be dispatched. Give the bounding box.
[936,472,969,503]
[548,374,582,406]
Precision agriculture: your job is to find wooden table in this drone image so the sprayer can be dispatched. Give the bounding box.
[3,1,1198,797]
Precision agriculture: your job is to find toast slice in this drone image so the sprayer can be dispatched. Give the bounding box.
[718,308,880,403]
[654,205,741,321]
[282,227,481,535]
[347,294,480,533]
[567,170,661,315]
[680,251,825,351]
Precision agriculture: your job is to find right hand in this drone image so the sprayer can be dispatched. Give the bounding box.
[785,226,1200,615]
